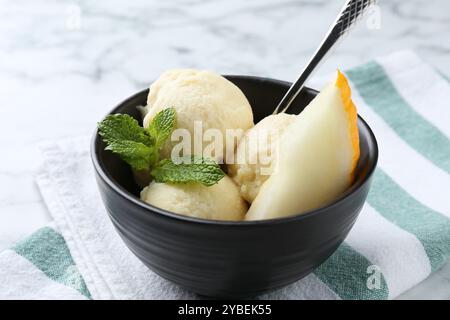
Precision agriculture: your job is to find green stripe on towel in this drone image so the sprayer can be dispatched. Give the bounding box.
[368,170,450,272]
[13,227,91,299]
[314,243,389,300]
[347,62,450,174]
[436,70,450,83]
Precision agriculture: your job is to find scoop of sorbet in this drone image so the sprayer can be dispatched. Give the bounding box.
[141,69,254,163]
[140,175,248,221]
[227,113,296,203]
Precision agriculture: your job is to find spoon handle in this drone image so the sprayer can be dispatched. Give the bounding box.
[273,0,376,115]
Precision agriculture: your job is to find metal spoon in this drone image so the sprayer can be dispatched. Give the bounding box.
[273,0,376,114]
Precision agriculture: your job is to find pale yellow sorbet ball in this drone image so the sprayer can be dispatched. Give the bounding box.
[228,113,296,203]
[140,175,248,221]
[142,69,254,162]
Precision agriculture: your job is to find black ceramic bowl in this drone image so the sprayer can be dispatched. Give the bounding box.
[91,75,378,298]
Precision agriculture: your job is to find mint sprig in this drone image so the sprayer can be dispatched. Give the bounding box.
[97,108,225,186]
[98,114,155,170]
[105,140,155,171]
[151,156,225,187]
[98,114,152,146]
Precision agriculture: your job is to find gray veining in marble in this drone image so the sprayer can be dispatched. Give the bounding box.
[0,0,449,299]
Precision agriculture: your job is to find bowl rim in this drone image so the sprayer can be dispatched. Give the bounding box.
[91,74,379,227]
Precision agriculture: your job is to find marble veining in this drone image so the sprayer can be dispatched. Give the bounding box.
[0,0,449,299]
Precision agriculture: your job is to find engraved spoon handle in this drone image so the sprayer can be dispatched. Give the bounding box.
[273,0,376,114]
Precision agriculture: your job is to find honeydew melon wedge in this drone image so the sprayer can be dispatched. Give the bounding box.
[245,70,360,220]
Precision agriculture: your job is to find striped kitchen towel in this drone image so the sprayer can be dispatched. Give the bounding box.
[0,225,90,300]
[1,50,449,300]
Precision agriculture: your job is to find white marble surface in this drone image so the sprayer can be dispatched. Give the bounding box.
[0,0,449,299]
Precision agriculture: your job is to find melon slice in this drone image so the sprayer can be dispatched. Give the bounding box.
[245,70,360,220]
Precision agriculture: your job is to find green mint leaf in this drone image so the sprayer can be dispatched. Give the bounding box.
[98,114,152,147]
[105,140,154,171]
[147,107,176,149]
[98,114,156,170]
[151,156,225,186]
